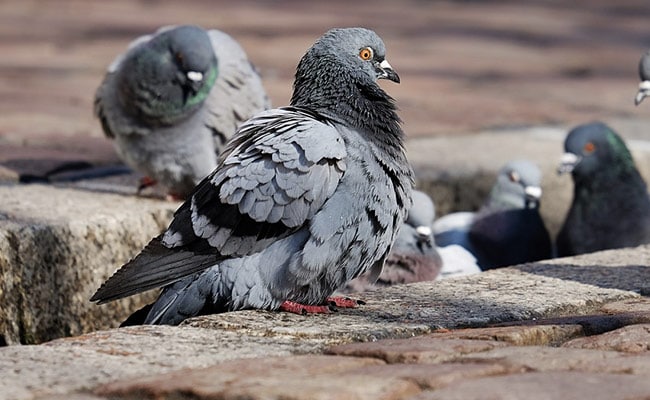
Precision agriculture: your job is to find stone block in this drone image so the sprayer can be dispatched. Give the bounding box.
[0,184,176,344]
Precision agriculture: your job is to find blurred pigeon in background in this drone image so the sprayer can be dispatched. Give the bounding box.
[436,243,481,279]
[635,49,650,106]
[434,159,552,270]
[95,25,270,199]
[556,122,650,256]
[91,27,413,325]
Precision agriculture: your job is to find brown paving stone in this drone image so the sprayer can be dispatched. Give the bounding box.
[427,324,584,346]
[350,362,519,391]
[493,311,650,336]
[563,324,650,353]
[326,337,510,364]
[601,297,650,314]
[458,346,632,373]
[95,355,421,400]
[409,371,650,400]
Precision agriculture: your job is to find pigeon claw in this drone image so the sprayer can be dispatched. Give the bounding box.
[326,296,365,308]
[279,300,334,314]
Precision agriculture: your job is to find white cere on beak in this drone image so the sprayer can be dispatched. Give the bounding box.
[187,71,204,82]
[415,226,432,237]
[379,59,393,70]
[524,186,542,200]
[636,80,650,105]
[558,152,581,174]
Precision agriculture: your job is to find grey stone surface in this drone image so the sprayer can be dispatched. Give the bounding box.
[0,184,176,344]
[0,326,356,400]
[94,355,419,400]
[0,243,647,399]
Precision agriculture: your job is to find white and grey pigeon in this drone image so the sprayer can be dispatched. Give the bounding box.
[95,25,270,199]
[91,27,414,325]
[434,160,552,270]
[635,50,650,106]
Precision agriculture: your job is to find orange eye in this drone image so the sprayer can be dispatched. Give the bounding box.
[508,171,520,183]
[359,47,373,61]
[583,142,596,154]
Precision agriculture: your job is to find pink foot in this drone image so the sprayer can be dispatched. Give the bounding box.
[280,300,333,315]
[279,297,365,315]
[137,176,157,193]
[326,296,365,308]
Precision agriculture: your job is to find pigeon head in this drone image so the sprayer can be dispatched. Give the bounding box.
[635,50,650,106]
[558,122,637,183]
[290,28,400,123]
[117,25,219,126]
[485,160,543,211]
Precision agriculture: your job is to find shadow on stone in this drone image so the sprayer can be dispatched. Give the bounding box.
[514,261,650,293]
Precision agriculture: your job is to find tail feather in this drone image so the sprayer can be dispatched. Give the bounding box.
[90,235,221,304]
[143,269,221,325]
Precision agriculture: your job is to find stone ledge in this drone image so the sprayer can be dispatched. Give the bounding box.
[1,247,649,399]
[0,184,177,345]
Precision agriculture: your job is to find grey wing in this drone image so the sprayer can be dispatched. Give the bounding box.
[91,107,346,303]
[203,29,271,150]
[168,107,347,255]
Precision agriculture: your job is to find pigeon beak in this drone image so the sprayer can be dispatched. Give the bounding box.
[415,225,432,241]
[524,185,542,208]
[181,70,204,99]
[187,71,204,83]
[635,80,650,106]
[557,152,581,174]
[377,59,400,83]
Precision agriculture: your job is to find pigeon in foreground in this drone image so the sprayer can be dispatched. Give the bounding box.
[635,50,650,106]
[341,190,443,293]
[95,25,270,199]
[556,122,650,257]
[91,27,413,325]
[434,160,553,270]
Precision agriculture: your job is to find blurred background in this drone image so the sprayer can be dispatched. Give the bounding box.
[1,0,649,143]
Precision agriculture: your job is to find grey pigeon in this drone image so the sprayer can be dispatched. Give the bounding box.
[556,122,650,257]
[342,190,443,293]
[91,27,413,325]
[95,25,270,199]
[635,50,650,106]
[434,160,552,270]
[436,244,481,279]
